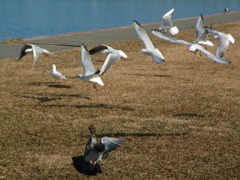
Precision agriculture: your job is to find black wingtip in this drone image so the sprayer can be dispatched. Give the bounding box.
[94,69,100,75]
[89,45,108,55]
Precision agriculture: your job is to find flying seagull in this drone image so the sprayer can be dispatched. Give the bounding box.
[194,14,214,49]
[17,43,53,66]
[50,64,67,81]
[133,20,165,64]
[75,44,104,91]
[206,28,235,58]
[159,9,179,35]
[89,44,128,76]
[84,125,124,166]
[151,30,231,65]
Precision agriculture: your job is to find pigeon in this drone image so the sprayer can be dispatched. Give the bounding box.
[89,44,128,76]
[151,29,231,65]
[194,14,214,49]
[159,9,179,35]
[206,28,235,58]
[84,125,124,166]
[133,20,165,63]
[17,43,53,66]
[75,44,104,91]
[50,64,67,81]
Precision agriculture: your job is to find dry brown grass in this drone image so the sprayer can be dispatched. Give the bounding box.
[1,21,240,179]
[0,38,23,44]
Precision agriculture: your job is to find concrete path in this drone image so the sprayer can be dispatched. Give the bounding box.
[0,11,239,60]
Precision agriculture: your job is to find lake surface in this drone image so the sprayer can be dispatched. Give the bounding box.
[0,0,239,41]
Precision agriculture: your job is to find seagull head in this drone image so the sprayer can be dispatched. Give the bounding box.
[189,44,197,52]
[52,64,56,69]
[170,26,179,35]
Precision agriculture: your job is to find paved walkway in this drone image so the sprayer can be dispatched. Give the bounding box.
[0,11,239,60]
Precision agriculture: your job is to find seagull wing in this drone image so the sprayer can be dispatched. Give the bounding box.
[81,44,97,76]
[99,53,119,76]
[195,14,206,41]
[196,45,231,64]
[162,9,174,27]
[152,29,191,46]
[17,44,32,60]
[206,29,232,58]
[30,44,52,66]
[133,20,154,50]
[205,28,221,35]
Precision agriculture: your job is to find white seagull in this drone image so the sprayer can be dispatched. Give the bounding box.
[89,44,128,76]
[194,14,214,49]
[50,64,67,81]
[17,43,53,66]
[206,28,235,58]
[151,30,231,65]
[84,125,124,166]
[133,20,165,64]
[75,44,104,91]
[159,9,179,35]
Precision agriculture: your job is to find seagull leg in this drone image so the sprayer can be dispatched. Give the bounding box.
[93,84,98,91]
[44,54,49,58]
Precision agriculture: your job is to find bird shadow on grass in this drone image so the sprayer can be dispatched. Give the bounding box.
[21,95,63,103]
[174,113,207,118]
[122,73,172,78]
[20,93,91,102]
[29,82,71,89]
[72,156,102,176]
[36,104,134,111]
[82,132,188,138]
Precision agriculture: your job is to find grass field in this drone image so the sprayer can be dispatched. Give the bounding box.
[0,21,240,179]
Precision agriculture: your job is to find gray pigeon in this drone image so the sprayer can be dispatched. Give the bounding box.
[84,125,124,166]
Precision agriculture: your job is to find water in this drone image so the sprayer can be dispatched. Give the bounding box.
[0,0,239,41]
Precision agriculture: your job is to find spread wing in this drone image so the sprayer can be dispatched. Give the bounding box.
[99,53,119,76]
[81,44,97,76]
[196,45,231,65]
[101,137,124,154]
[151,29,191,46]
[17,44,32,60]
[195,14,207,41]
[133,20,154,50]
[162,9,174,27]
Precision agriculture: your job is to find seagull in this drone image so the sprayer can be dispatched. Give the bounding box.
[151,30,231,65]
[194,14,214,49]
[50,64,67,81]
[133,20,165,64]
[84,125,124,167]
[17,43,53,66]
[206,28,235,58]
[89,44,128,76]
[159,9,179,35]
[75,44,104,91]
